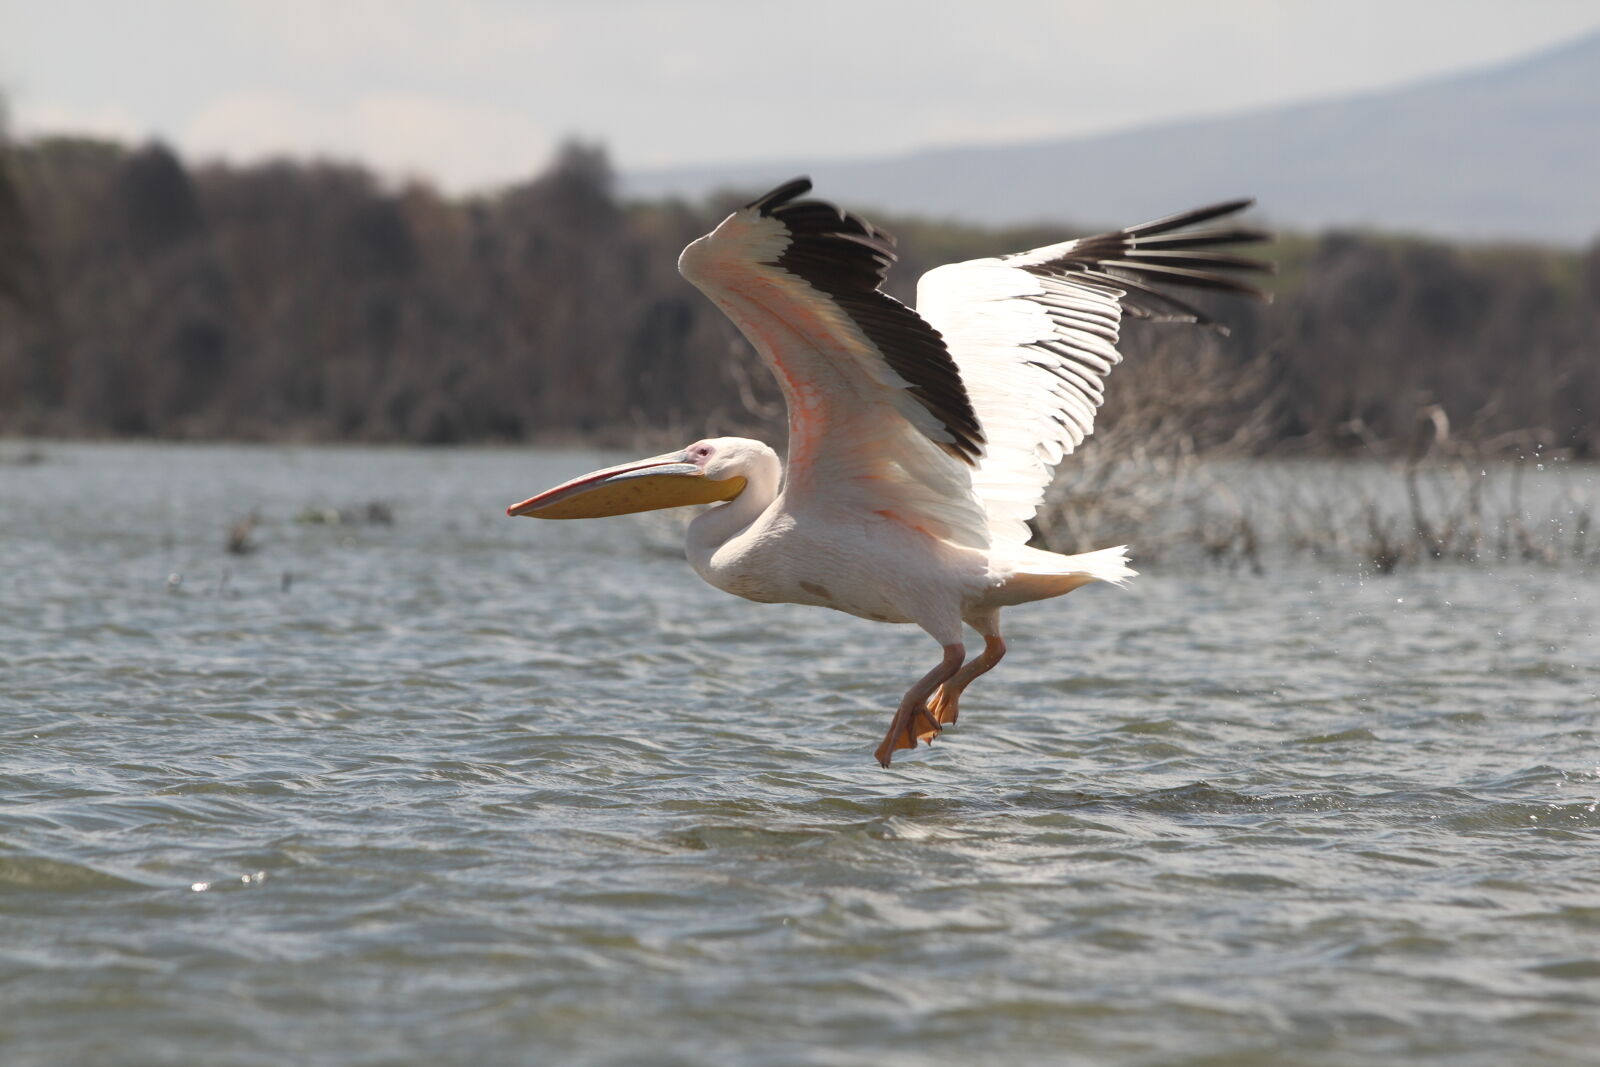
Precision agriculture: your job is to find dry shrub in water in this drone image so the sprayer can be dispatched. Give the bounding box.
[1039,370,1597,573]
[1034,327,1278,570]
[1272,415,1598,573]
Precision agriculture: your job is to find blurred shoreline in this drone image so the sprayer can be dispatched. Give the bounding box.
[2,137,1597,461]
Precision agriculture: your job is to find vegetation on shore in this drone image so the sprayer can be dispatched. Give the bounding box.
[1,132,1596,462]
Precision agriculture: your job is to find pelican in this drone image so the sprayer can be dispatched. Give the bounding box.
[509,178,1269,766]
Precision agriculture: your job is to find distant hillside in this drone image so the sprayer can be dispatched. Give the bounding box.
[625,30,1600,245]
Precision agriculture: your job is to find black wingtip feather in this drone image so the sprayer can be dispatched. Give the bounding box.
[1129,227,1271,251]
[1116,250,1276,274]
[745,177,813,214]
[1099,260,1271,300]
[1124,198,1256,238]
[1021,197,1272,320]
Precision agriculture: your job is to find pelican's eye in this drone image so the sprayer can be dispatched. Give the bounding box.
[689,443,715,462]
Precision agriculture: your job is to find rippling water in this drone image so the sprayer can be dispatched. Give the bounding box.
[2,443,1598,1066]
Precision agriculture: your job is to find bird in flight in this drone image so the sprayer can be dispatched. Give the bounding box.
[510,178,1269,766]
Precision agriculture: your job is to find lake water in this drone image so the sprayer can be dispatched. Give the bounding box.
[2,443,1598,1066]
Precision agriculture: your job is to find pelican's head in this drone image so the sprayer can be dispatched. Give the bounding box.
[507,437,772,520]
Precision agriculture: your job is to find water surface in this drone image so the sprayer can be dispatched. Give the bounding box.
[2,443,1598,1065]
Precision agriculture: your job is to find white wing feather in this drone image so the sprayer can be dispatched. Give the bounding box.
[917,258,1127,545]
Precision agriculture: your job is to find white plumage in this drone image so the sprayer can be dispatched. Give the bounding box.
[510,178,1269,766]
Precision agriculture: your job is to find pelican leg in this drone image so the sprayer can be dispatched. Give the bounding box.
[874,643,965,768]
[927,634,1007,728]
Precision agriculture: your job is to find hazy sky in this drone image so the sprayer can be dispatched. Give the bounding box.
[4,0,1599,192]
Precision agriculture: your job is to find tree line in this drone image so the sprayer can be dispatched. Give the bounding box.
[2,133,1596,456]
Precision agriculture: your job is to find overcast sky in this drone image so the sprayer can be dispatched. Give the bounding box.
[4,0,1599,192]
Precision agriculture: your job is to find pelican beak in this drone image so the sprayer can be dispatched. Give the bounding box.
[507,451,747,520]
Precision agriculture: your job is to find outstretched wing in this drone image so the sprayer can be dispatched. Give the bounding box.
[915,200,1272,544]
[678,178,990,547]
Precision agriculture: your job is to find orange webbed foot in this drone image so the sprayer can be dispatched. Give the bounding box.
[873,643,966,768]
[875,709,938,767]
[926,685,960,727]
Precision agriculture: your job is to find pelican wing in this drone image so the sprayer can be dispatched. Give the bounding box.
[916,200,1271,544]
[678,178,990,547]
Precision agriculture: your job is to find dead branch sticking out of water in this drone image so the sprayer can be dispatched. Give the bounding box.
[294,500,395,526]
[1321,464,1590,573]
[1034,333,1278,568]
[226,512,259,555]
[1323,412,1593,572]
[1036,364,1595,573]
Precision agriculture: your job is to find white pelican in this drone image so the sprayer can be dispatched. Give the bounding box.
[510,179,1269,766]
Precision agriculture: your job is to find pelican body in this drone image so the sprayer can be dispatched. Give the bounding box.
[510,179,1269,766]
